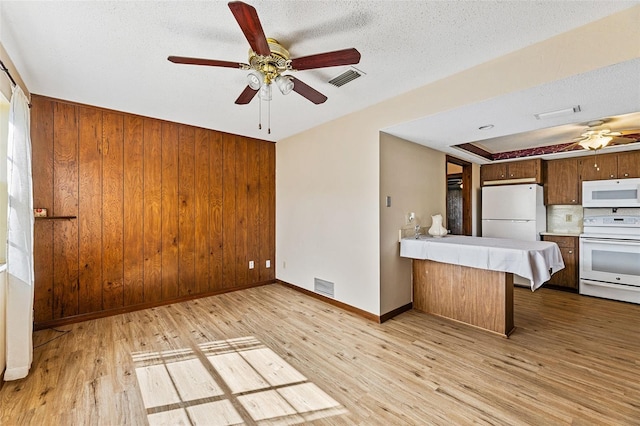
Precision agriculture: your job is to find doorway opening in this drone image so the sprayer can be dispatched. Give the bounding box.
[446,156,472,236]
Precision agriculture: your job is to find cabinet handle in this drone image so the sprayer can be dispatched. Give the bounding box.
[568,250,573,254]
[624,173,629,177]
[571,199,576,203]
[610,174,615,178]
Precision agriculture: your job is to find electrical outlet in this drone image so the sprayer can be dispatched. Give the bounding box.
[565,214,572,222]
[249,260,254,269]
[266,260,271,268]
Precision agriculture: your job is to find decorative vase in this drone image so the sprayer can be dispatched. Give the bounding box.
[428,214,448,237]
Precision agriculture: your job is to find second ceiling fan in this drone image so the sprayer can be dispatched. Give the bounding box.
[168,1,361,110]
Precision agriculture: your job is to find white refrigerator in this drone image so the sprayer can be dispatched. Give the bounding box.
[482,184,546,286]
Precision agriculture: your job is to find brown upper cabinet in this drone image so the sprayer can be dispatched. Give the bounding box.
[481,158,542,186]
[545,158,579,205]
[578,151,640,182]
[617,150,640,178]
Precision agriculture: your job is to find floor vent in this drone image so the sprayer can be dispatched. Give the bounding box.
[314,278,335,298]
[328,68,362,87]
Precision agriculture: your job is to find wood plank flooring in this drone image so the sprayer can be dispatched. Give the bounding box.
[1,284,639,425]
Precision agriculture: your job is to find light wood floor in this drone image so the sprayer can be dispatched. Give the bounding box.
[1,283,639,425]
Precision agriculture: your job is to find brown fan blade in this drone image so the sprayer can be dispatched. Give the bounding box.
[291,77,327,104]
[290,48,361,71]
[228,1,270,56]
[610,136,637,145]
[235,85,259,105]
[168,56,247,69]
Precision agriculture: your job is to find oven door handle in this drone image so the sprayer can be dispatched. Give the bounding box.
[582,279,640,292]
[581,238,640,245]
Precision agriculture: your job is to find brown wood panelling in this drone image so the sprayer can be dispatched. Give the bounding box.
[235,136,248,287]
[102,112,125,310]
[178,125,196,296]
[78,107,103,314]
[161,122,180,300]
[209,131,224,291]
[194,128,211,294]
[222,134,237,289]
[32,96,55,323]
[261,142,276,281]
[142,118,163,303]
[123,115,144,305]
[52,102,79,319]
[30,95,276,328]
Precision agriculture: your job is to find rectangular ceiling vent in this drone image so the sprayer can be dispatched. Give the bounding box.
[328,68,363,87]
[314,278,335,298]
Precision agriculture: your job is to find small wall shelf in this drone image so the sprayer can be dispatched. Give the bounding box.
[35,216,77,220]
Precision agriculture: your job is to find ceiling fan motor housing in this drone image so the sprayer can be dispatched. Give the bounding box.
[248,38,291,84]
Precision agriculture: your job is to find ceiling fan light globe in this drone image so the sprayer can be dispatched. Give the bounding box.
[247,72,262,90]
[259,84,272,101]
[275,75,294,95]
[579,135,612,150]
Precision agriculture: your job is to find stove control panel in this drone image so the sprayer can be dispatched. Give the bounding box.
[583,215,640,227]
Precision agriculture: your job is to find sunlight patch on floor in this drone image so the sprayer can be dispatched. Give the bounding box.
[132,336,347,425]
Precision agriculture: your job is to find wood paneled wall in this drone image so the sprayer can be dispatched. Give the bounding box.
[31,95,275,328]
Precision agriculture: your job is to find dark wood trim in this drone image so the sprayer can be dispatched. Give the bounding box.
[380,302,413,323]
[277,280,381,323]
[0,369,4,390]
[33,280,276,331]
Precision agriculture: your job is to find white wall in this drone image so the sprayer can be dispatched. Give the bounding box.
[276,117,381,314]
[0,94,7,378]
[276,7,639,317]
[379,133,446,315]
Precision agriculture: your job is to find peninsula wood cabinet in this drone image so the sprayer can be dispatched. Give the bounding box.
[31,95,276,329]
[541,235,578,290]
[545,158,579,205]
[481,158,542,186]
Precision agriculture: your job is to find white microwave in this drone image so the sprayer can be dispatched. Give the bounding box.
[582,178,640,207]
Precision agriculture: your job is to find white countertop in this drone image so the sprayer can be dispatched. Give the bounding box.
[400,235,564,291]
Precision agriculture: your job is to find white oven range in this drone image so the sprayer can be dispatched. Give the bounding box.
[580,215,640,304]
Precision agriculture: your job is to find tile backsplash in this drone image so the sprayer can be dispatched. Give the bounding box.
[547,205,584,233]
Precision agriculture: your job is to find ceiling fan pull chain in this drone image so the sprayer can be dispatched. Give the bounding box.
[258,96,262,130]
[268,96,271,134]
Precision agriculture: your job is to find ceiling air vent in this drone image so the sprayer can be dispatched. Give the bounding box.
[328,68,363,87]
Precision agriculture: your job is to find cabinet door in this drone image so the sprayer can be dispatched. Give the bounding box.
[481,163,507,184]
[507,159,538,180]
[545,158,579,205]
[617,150,640,179]
[542,236,577,290]
[579,153,618,181]
[548,247,577,289]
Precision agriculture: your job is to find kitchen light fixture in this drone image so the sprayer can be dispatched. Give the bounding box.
[575,121,621,151]
[534,105,581,120]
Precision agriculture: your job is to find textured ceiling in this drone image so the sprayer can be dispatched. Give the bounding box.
[1,1,638,152]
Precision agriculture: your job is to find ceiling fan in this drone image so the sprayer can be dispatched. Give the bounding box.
[168,1,361,133]
[572,119,638,151]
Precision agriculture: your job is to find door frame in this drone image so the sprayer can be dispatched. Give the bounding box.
[446,155,472,236]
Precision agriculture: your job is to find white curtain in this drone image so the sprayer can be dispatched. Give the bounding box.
[4,85,34,381]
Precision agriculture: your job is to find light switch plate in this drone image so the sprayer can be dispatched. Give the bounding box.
[249,260,254,269]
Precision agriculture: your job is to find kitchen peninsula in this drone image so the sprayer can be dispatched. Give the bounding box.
[401,235,564,337]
